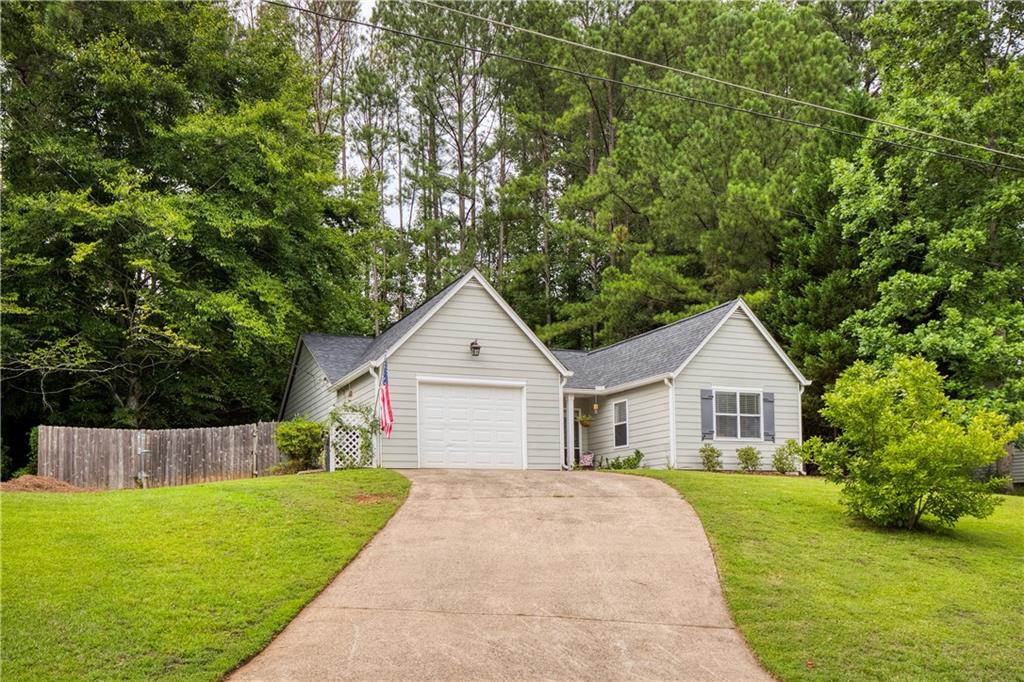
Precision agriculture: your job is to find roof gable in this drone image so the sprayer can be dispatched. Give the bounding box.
[556,299,809,392]
[363,269,570,382]
[297,269,571,392]
[287,278,808,404]
[556,301,735,391]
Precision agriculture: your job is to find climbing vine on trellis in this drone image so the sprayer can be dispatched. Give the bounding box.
[328,402,380,469]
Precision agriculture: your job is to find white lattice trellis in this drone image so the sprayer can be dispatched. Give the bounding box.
[329,412,373,470]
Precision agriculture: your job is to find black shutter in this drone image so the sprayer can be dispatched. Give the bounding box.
[700,389,714,440]
[763,392,775,442]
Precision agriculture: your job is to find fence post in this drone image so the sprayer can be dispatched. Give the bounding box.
[136,430,149,489]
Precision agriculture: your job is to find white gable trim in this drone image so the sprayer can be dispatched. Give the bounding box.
[327,269,571,392]
[672,299,810,385]
[277,337,305,420]
[469,270,572,377]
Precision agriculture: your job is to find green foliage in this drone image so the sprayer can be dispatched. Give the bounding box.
[816,355,1022,529]
[772,439,801,474]
[1,1,376,468]
[830,4,1024,426]
[699,443,723,472]
[737,446,762,473]
[601,449,645,470]
[1,470,408,680]
[274,418,325,469]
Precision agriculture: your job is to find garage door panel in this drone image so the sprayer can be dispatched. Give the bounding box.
[419,382,523,469]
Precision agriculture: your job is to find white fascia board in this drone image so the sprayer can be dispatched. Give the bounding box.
[670,300,811,386]
[467,269,573,377]
[734,299,811,386]
[277,336,305,420]
[564,372,673,396]
[327,361,375,393]
[671,301,742,379]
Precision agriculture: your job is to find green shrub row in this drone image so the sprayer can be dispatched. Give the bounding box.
[698,440,801,474]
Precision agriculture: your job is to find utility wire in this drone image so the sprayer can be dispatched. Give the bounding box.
[267,0,1023,174]
[418,0,1024,164]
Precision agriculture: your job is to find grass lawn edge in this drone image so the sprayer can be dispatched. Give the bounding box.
[1,469,413,681]
[617,469,1024,682]
[222,470,412,678]
[609,469,777,679]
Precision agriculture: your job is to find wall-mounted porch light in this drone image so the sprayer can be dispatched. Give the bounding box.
[469,339,481,357]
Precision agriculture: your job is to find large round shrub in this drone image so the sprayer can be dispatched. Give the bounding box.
[815,355,1021,529]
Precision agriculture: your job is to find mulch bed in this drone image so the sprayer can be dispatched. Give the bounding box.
[1,475,89,493]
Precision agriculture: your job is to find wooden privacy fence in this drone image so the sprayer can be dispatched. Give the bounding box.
[37,422,283,490]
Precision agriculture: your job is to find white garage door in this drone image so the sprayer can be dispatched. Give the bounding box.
[418,382,524,468]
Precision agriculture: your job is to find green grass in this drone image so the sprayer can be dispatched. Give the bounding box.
[634,471,1024,682]
[1,470,409,681]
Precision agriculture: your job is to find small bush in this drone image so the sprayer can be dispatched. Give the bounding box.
[274,418,324,470]
[602,449,645,470]
[772,439,801,474]
[737,446,761,473]
[699,443,723,471]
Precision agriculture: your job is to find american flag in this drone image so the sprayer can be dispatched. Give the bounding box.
[379,360,394,438]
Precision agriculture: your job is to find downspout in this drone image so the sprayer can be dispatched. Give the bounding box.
[664,377,677,469]
[798,385,805,475]
[368,364,381,468]
[559,376,568,470]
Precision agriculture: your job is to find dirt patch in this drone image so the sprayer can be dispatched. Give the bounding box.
[1,475,89,493]
[353,493,397,505]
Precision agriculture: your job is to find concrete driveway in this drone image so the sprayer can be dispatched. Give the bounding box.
[231,470,769,681]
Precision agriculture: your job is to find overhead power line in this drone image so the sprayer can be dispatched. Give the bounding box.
[418,0,1024,164]
[267,0,1022,173]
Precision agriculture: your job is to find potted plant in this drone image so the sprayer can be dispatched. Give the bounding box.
[576,413,593,428]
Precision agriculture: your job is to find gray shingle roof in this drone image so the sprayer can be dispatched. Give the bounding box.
[300,275,466,384]
[301,334,373,383]
[554,301,737,390]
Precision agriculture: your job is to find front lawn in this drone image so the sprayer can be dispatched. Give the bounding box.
[635,471,1024,681]
[1,470,409,681]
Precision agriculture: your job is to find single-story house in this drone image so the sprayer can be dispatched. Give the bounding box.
[280,269,810,470]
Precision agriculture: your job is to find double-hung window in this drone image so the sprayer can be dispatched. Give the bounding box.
[613,400,629,447]
[714,390,761,439]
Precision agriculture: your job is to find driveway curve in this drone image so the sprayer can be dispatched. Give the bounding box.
[231,470,769,681]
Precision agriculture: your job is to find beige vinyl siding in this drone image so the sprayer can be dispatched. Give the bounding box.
[380,279,563,469]
[1012,446,1024,484]
[341,372,376,409]
[675,308,802,471]
[587,381,671,468]
[281,344,335,422]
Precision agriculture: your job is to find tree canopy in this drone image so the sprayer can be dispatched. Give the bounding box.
[3,0,1022,473]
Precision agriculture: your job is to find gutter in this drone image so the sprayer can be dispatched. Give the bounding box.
[564,372,674,397]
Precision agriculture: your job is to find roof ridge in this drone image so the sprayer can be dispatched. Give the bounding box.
[302,332,372,341]
[369,270,470,339]
[582,299,737,356]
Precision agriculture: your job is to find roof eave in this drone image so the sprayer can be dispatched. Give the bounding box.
[564,372,673,396]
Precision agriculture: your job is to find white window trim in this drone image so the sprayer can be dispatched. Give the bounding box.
[712,388,763,442]
[612,399,630,449]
